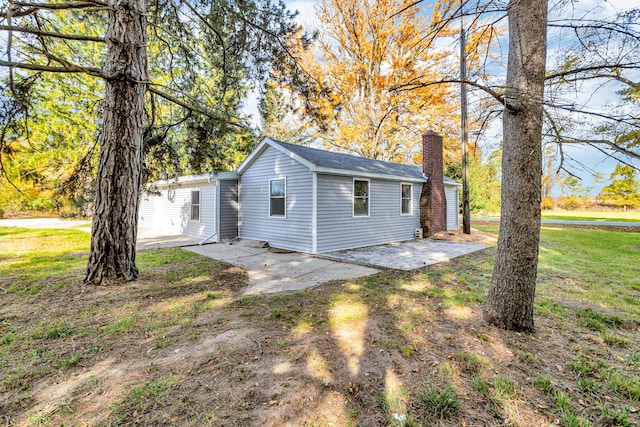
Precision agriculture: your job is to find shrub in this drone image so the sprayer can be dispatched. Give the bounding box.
[541,196,554,210]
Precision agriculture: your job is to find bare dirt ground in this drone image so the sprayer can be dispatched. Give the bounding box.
[1,231,638,426]
[431,229,498,245]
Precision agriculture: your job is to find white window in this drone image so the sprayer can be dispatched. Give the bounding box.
[190,190,200,221]
[401,183,413,215]
[353,179,369,217]
[270,178,286,217]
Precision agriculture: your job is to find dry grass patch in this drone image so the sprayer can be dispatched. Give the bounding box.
[1,227,639,426]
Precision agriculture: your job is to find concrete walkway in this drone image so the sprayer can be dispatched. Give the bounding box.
[0,218,91,231]
[185,240,380,295]
[324,239,489,271]
[0,219,489,294]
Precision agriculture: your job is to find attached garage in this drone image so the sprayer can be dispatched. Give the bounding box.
[138,172,238,243]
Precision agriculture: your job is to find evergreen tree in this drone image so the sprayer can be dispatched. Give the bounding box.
[1,0,307,284]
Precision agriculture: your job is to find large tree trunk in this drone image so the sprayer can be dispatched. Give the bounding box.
[484,0,547,331]
[84,0,148,285]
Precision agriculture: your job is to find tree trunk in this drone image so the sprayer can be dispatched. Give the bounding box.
[84,0,148,285]
[484,0,548,331]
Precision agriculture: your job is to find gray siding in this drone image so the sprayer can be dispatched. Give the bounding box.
[445,185,459,231]
[219,180,238,240]
[316,174,421,252]
[239,146,313,252]
[139,183,216,239]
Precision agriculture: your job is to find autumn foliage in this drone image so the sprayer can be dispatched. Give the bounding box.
[268,0,497,167]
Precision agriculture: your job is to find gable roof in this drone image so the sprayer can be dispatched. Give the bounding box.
[238,137,428,182]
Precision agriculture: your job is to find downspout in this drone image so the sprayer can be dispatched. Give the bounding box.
[199,174,218,245]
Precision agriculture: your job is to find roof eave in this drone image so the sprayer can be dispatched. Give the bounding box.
[314,166,427,182]
[145,171,238,187]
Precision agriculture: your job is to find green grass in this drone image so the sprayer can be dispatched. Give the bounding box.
[0,227,90,288]
[111,377,177,422]
[0,227,238,410]
[1,225,639,426]
[540,210,640,222]
[491,375,517,400]
[416,384,460,419]
[454,351,488,374]
[475,209,640,222]
[475,224,640,320]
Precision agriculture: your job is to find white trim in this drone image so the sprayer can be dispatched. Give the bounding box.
[237,137,316,174]
[269,177,287,218]
[400,182,413,216]
[312,172,317,253]
[190,189,201,222]
[146,172,238,188]
[215,183,221,242]
[352,178,370,218]
[237,181,242,238]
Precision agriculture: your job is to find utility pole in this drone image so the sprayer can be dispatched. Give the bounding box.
[460,27,471,234]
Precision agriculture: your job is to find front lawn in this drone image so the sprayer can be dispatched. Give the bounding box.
[1,226,638,426]
[475,209,640,223]
[541,209,640,223]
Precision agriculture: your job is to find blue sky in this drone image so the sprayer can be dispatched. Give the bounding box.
[273,0,639,196]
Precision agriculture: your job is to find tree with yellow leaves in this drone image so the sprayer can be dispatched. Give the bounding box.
[268,0,496,166]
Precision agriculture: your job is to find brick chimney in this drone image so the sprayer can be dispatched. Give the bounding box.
[420,130,446,236]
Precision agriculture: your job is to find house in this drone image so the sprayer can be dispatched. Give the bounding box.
[138,132,460,252]
[138,172,239,244]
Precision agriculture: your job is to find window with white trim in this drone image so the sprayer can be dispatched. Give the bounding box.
[190,190,200,221]
[270,178,286,217]
[353,179,369,216]
[401,183,413,215]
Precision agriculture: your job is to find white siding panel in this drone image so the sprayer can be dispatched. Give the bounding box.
[316,174,421,252]
[138,182,217,239]
[239,146,313,252]
[445,185,459,231]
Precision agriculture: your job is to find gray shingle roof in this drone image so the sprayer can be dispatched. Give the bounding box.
[269,138,427,181]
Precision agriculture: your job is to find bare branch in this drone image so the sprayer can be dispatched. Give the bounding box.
[546,63,640,81]
[147,85,247,129]
[559,138,640,161]
[0,24,105,42]
[0,59,103,77]
[547,72,639,89]
[168,0,228,100]
[11,0,107,9]
[545,101,639,127]
[1,1,108,17]
[547,21,640,41]
[392,78,510,109]
[585,142,638,171]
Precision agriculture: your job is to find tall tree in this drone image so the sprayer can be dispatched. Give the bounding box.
[483,0,547,331]
[395,0,638,331]
[83,0,148,284]
[273,0,496,165]
[1,0,305,284]
[0,9,104,215]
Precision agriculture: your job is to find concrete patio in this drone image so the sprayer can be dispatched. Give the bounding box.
[184,239,380,295]
[323,239,489,271]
